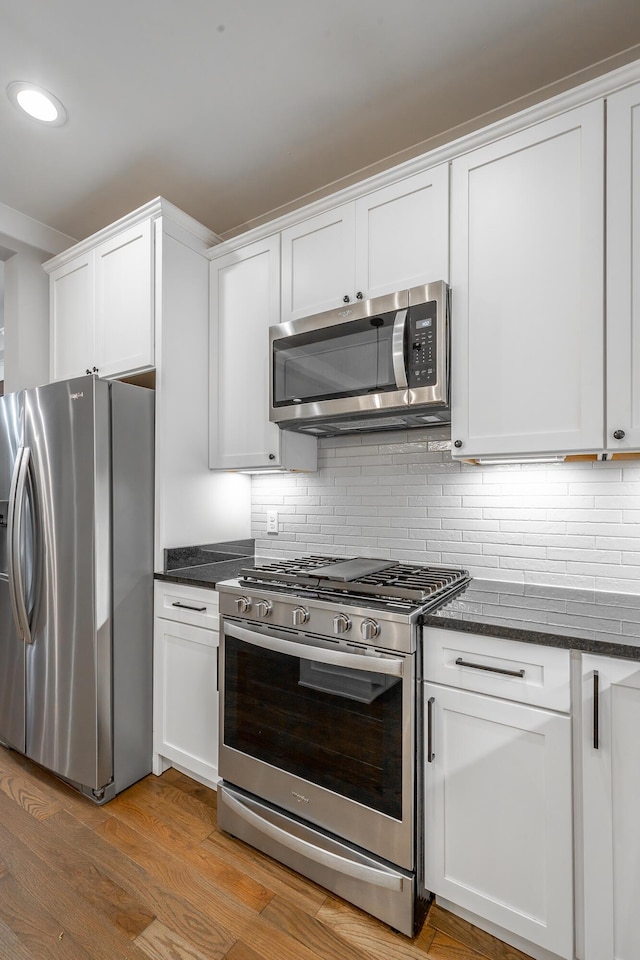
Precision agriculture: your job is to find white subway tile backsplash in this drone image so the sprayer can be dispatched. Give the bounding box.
[251,432,640,593]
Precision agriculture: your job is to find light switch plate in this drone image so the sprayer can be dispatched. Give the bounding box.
[266,509,279,534]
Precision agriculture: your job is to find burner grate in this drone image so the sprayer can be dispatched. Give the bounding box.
[241,556,468,607]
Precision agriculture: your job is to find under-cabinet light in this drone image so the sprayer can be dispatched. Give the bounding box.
[7,81,67,125]
[473,456,566,465]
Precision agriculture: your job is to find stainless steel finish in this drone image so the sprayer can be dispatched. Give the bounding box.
[0,376,154,801]
[392,308,409,389]
[333,613,351,635]
[292,605,309,626]
[0,392,26,752]
[7,445,25,641]
[219,616,416,869]
[221,783,404,891]
[407,281,449,409]
[361,618,380,641]
[256,599,273,618]
[455,657,526,679]
[235,596,252,614]
[225,621,404,678]
[218,783,417,937]
[12,446,32,644]
[270,282,450,435]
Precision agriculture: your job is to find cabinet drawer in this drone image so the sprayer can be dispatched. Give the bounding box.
[154,582,219,630]
[424,626,571,712]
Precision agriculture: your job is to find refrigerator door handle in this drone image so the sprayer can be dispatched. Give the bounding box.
[7,446,25,639]
[11,447,33,644]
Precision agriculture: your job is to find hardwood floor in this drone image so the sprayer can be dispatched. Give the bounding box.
[0,747,534,960]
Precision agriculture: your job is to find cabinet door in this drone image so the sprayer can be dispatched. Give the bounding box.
[607,82,640,453]
[154,617,219,786]
[354,165,449,300]
[95,219,154,378]
[424,682,573,959]
[281,204,356,322]
[209,236,283,469]
[49,252,95,382]
[450,101,604,458]
[581,654,640,960]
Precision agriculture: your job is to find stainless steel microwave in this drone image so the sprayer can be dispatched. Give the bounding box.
[269,281,450,436]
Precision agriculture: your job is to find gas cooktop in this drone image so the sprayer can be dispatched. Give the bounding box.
[236,555,470,613]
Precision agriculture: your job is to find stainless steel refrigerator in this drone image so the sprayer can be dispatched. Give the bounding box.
[0,375,154,802]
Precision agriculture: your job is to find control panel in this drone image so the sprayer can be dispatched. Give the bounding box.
[407,298,437,388]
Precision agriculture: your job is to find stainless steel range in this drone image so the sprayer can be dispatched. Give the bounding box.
[216,555,469,936]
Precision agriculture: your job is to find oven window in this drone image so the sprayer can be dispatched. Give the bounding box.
[223,634,404,821]
[272,313,399,406]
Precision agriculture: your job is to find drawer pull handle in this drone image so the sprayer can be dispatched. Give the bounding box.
[171,601,207,612]
[427,696,435,763]
[593,670,599,750]
[455,657,525,678]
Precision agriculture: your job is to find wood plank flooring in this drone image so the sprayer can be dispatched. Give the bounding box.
[0,747,534,960]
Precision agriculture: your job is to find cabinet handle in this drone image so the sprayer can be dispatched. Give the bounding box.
[454,440,463,449]
[613,429,626,440]
[343,295,350,303]
[593,670,599,750]
[268,453,276,460]
[355,291,364,300]
[86,369,91,375]
[171,601,207,612]
[455,656,525,678]
[427,696,435,763]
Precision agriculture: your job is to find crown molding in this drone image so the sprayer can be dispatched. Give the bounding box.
[43,197,220,272]
[209,55,640,259]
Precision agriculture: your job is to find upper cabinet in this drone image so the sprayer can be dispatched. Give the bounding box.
[606,81,640,453]
[45,200,208,384]
[280,165,449,322]
[209,236,317,472]
[450,102,605,460]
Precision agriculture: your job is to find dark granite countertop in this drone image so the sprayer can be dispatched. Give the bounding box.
[156,544,640,661]
[425,578,640,661]
[154,539,258,589]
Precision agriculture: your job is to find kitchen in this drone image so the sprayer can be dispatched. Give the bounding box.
[2,4,640,960]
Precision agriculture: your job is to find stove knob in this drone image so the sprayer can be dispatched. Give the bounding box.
[256,600,272,618]
[235,596,252,614]
[361,618,380,641]
[333,613,351,635]
[292,606,309,626]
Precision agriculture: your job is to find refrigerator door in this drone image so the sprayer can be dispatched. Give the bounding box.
[0,391,25,751]
[24,376,112,793]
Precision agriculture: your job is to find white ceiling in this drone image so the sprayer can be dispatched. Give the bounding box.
[2,0,640,243]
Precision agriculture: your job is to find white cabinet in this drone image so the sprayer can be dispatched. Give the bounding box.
[450,101,605,460]
[424,629,573,960]
[153,582,220,788]
[48,217,154,381]
[580,653,640,960]
[606,81,640,453]
[209,236,317,472]
[281,165,449,322]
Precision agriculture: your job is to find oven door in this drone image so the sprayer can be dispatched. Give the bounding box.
[219,617,415,870]
[270,290,410,426]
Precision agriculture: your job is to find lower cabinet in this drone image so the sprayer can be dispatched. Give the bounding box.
[424,628,574,960]
[153,582,219,788]
[580,654,640,960]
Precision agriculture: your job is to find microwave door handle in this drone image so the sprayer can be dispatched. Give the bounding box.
[392,309,408,389]
[225,621,404,678]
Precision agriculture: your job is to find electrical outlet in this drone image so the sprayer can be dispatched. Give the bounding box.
[266,509,279,534]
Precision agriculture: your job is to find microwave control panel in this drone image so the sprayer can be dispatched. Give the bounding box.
[407,300,437,387]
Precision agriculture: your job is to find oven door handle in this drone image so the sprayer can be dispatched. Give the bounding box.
[222,787,404,892]
[225,621,404,677]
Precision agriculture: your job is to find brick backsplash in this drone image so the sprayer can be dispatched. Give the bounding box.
[251,426,640,594]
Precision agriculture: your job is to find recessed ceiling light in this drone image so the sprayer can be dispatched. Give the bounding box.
[6,81,67,126]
